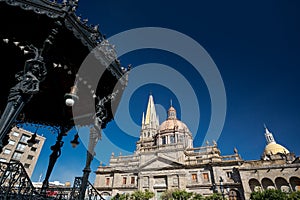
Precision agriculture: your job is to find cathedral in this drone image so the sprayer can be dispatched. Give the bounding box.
[94,95,300,200]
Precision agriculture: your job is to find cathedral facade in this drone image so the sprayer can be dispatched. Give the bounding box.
[94,95,300,200]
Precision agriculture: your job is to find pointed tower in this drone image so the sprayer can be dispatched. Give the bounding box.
[262,125,290,160]
[264,125,276,144]
[136,94,159,151]
[143,94,159,130]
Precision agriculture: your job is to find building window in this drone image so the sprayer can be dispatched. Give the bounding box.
[173,176,179,185]
[226,171,233,179]
[3,149,11,154]
[31,147,37,152]
[12,152,22,160]
[122,177,127,185]
[131,177,135,185]
[202,173,210,182]
[170,135,175,143]
[20,134,30,143]
[143,176,149,187]
[8,140,15,145]
[178,135,184,143]
[105,178,110,186]
[16,143,26,151]
[12,131,19,137]
[24,163,30,168]
[162,136,166,145]
[0,158,7,162]
[192,174,198,182]
[27,155,34,160]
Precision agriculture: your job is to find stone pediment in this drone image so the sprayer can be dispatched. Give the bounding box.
[139,154,183,170]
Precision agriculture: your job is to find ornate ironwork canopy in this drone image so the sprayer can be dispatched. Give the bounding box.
[0,0,127,130]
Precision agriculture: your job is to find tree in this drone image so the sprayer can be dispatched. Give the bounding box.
[191,193,204,200]
[161,189,174,200]
[204,193,223,200]
[131,189,155,200]
[250,189,288,200]
[111,193,130,200]
[288,191,300,200]
[172,189,193,200]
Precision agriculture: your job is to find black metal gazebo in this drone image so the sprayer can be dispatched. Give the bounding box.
[0,0,128,199]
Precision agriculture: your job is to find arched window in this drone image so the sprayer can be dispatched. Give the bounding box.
[289,177,300,191]
[228,189,242,200]
[275,177,290,192]
[249,178,261,192]
[261,178,275,190]
[101,192,111,199]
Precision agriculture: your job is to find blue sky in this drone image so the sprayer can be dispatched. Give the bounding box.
[28,1,300,184]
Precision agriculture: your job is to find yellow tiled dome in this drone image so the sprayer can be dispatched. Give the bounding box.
[264,143,289,155]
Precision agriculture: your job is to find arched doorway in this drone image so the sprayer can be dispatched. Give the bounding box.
[275,177,290,192]
[249,178,261,192]
[228,189,242,200]
[289,177,300,191]
[101,192,112,200]
[261,178,276,190]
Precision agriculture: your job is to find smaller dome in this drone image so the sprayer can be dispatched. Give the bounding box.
[264,143,290,155]
[159,119,190,133]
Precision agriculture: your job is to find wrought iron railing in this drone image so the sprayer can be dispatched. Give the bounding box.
[0,161,104,200]
[0,161,44,199]
[69,177,105,200]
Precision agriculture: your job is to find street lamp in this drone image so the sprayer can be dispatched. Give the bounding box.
[70,133,80,148]
[219,176,225,200]
[64,81,79,107]
[27,125,40,147]
[27,132,37,147]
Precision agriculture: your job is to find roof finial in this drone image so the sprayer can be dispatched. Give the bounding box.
[170,99,173,107]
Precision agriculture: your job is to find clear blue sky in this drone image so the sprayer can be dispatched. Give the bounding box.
[27,0,300,185]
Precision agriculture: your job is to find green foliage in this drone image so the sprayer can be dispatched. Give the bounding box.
[172,189,193,200]
[250,189,300,200]
[131,189,155,200]
[203,193,223,200]
[288,191,300,200]
[111,193,130,200]
[160,189,222,200]
[161,190,174,200]
[191,193,204,200]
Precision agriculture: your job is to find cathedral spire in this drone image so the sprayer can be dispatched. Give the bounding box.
[143,94,159,129]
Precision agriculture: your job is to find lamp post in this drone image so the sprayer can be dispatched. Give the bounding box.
[64,81,79,107]
[219,176,225,200]
[41,126,70,195]
[70,133,80,148]
[78,91,117,199]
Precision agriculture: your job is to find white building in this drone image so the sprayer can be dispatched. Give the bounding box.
[94,94,300,200]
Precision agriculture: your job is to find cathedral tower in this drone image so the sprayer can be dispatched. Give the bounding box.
[136,94,159,150]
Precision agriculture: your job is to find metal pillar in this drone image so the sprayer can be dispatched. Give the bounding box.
[0,46,47,151]
[0,21,61,152]
[41,126,69,194]
[79,126,101,199]
[78,92,117,199]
